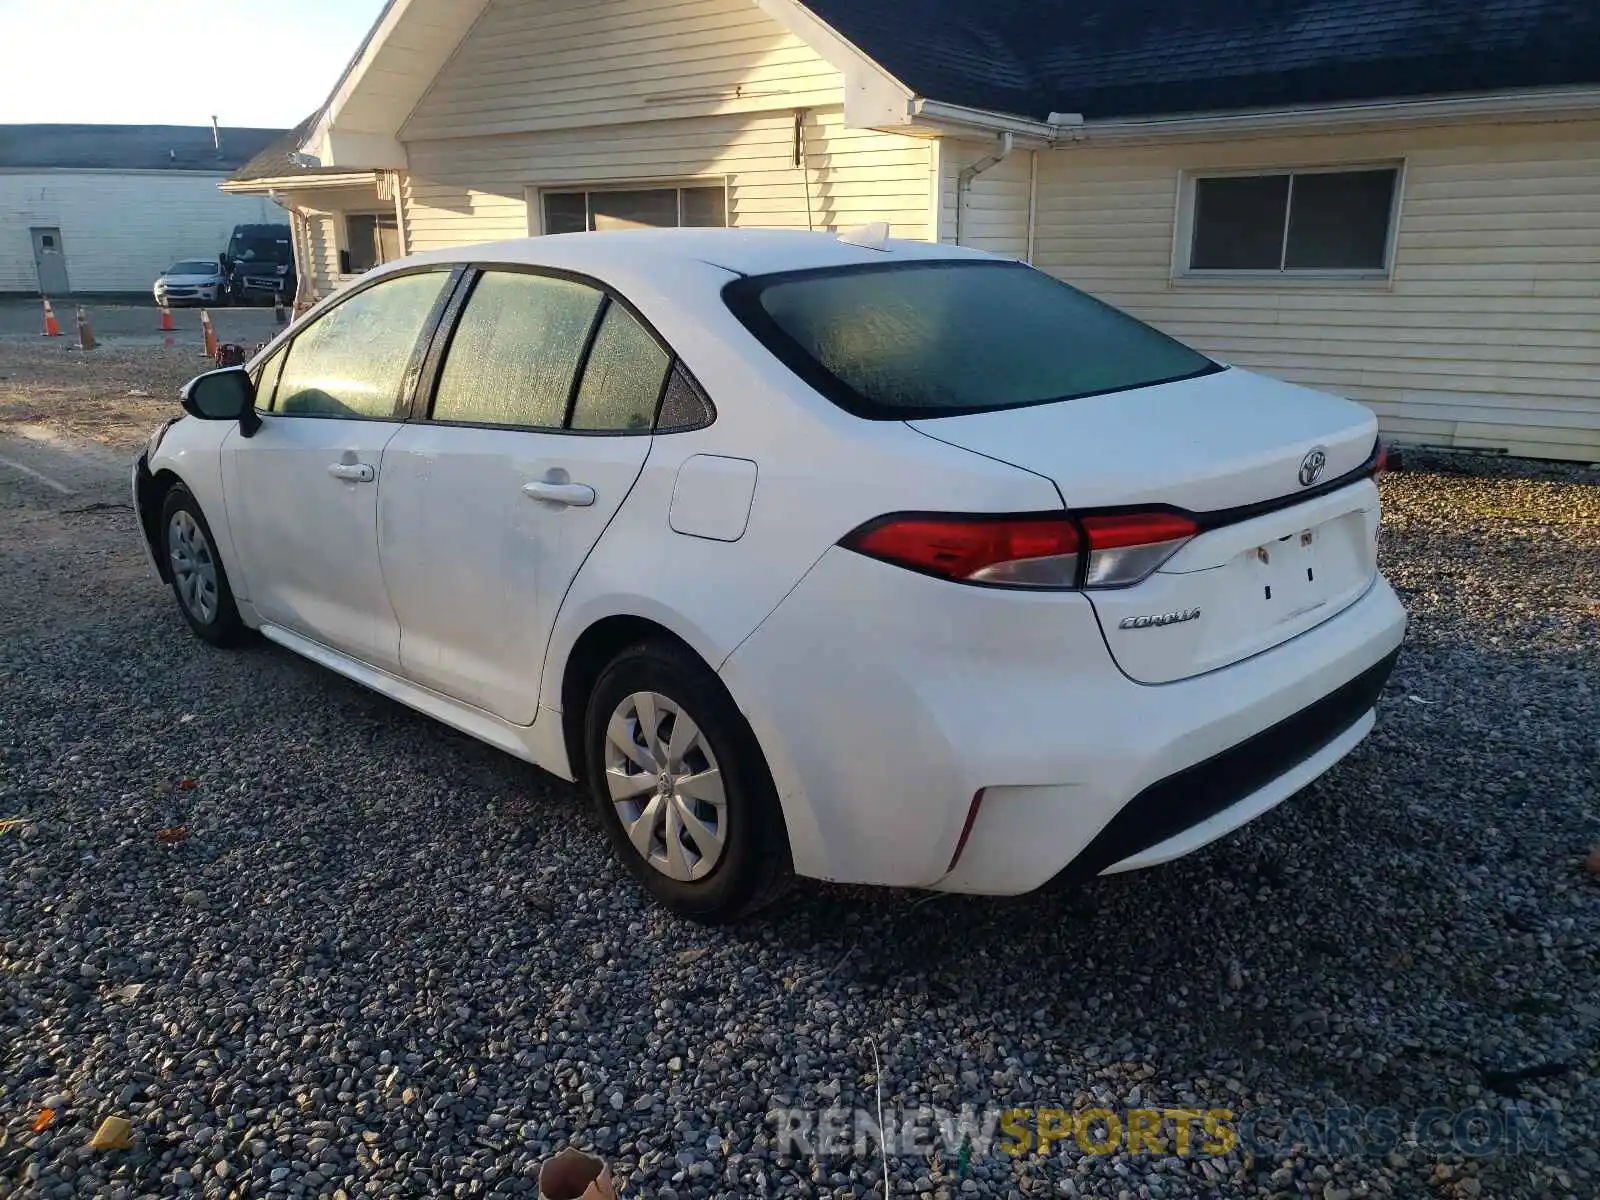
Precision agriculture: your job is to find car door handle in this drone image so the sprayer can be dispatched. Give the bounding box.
[522,480,595,507]
[327,462,375,483]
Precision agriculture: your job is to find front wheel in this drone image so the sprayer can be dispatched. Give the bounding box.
[161,485,247,647]
[584,640,790,922]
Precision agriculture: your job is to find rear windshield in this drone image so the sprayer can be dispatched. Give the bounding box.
[723,260,1219,419]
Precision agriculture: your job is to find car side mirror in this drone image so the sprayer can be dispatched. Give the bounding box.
[180,366,262,437]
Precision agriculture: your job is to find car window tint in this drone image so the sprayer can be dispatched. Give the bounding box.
[275,272,447,418]
[432,271,603,428]
[569,302,670,432]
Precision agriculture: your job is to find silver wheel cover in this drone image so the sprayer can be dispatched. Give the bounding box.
[604,690,728,881]
[168,509,220,624]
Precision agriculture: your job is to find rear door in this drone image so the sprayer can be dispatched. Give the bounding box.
[378,268,669,723]
[222,268,453,670]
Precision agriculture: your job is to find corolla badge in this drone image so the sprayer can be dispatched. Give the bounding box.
[1299,447,1328,487]
[1119,608,1200,630]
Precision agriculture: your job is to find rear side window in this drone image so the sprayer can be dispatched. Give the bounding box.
[724,261,1219,420]
[569,303,671,432]
[432,271,604,428]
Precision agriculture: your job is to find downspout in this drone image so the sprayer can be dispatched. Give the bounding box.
[1025,150,1039,264]
[954,131,1015,247]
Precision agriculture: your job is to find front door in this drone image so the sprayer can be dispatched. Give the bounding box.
[221,268,453,669]
[31,228,69,295]
[379,270,668,723]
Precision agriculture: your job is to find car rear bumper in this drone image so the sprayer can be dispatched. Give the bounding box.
[719,546,1406,893]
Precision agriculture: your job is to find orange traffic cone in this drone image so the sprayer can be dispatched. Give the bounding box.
[75,305,97,350]
[41,297,62,337]
[158,303,175,333]
[200,309,218,359]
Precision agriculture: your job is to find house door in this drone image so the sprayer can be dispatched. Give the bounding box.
[31,228,69,295]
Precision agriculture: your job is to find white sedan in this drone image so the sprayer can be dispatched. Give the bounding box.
[132,229,1406,921]
[154,259,225,306]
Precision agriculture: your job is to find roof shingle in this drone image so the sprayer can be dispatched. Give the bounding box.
[801,0,1600,120]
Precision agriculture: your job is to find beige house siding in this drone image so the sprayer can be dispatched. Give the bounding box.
[1031,121,1600,461]
[402,106,936,251]
[402,0,843,142]
[937,140,1034,260]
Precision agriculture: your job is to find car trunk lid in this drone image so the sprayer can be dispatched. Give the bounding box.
[909,367,1382,683]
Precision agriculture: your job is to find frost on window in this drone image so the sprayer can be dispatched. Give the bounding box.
[433,272,603,428]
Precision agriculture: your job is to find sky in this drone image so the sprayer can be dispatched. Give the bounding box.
[0,0,387,130]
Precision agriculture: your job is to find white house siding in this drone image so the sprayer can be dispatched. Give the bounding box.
[0,171,279,293]
[401,0,843,142]
[937,140,1034,260]
[1030,121,1600,462]
[402,107,936,251]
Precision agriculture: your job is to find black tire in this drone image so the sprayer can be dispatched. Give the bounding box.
[160,485,247,648]
[584,639,791,922]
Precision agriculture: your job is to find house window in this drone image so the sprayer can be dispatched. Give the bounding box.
[343,213,402,274]
[1181,166,1401,275]
[541,185,728,234]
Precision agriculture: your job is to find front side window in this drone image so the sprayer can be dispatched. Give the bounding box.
[542,185,727,234]
[274,271,448,419]
[251,343,287,411]
[1185,167,1399,274]
[431,271,604,428]
[725,261,1218,420]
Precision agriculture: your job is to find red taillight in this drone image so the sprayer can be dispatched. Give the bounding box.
[843,514,1081,588]
[1372,439,1389,476]
[842,508,1199,589]
[1078,511,1198,588]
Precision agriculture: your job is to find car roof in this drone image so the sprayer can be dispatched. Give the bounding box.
[400,227,995,281]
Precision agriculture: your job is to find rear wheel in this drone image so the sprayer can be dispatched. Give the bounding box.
[161,485,246,647]
[584,639,790,922]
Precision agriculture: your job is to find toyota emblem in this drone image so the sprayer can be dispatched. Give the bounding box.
[1298,447,1328,488]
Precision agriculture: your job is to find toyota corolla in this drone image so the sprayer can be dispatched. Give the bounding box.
[132,229,1406,921]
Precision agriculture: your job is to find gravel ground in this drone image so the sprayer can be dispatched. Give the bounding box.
[0,373,1596,1198]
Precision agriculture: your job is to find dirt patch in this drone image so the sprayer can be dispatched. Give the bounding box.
[0,342,201,452]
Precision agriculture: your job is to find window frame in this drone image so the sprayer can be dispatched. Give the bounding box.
[408,263,715,437]
[530,179,731,236]
[260,264,464,422]
[1172,160,1406,283]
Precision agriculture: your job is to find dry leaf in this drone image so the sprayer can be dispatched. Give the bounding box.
[154,826,188,845]
[1586,845,1600,878]
[676,947,710,966]
[0,816,26,836]
[32,1108,56,1133]
[176,778,198,791]
[88,1115,133,1151]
